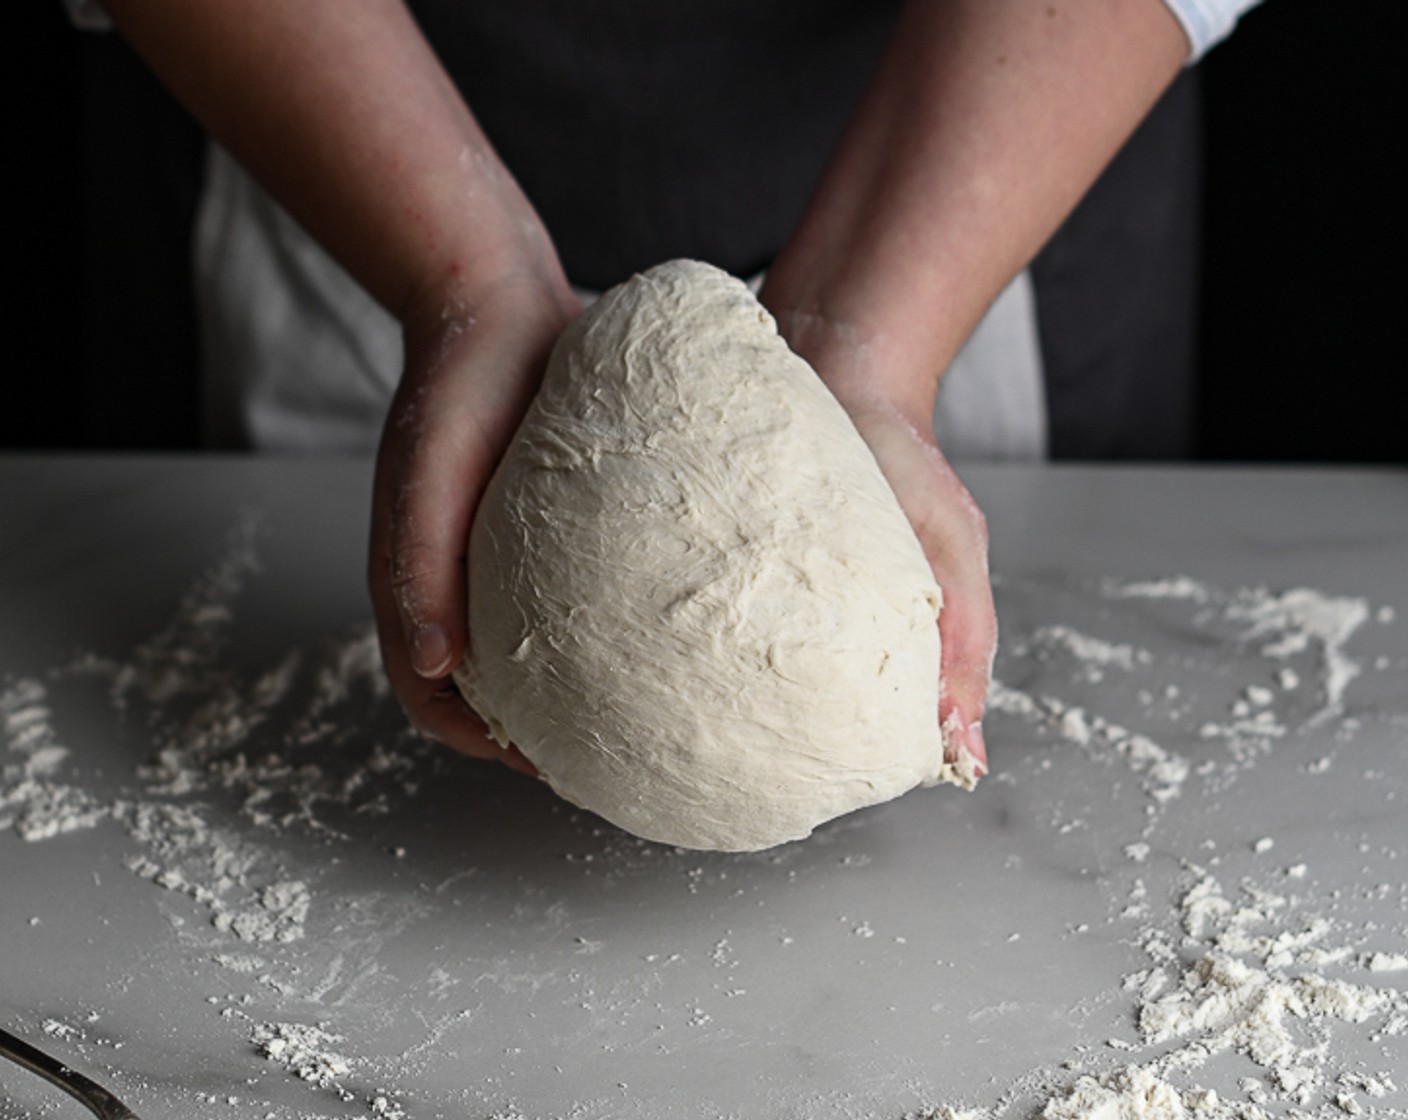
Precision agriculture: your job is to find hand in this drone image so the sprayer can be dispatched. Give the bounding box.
[841,399,994,775]
[369,270,580,773]
[770,308,995,775]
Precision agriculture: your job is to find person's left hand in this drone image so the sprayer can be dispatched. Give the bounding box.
[839,397,994,775]
[769,307,995,776]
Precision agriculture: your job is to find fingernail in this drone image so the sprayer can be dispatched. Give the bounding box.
[967,721,988,775]
[503,747,540,777]
[411,623,453,678]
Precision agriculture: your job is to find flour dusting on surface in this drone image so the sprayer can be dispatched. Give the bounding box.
[1,519,436,1118]
[904,573,1405,1120]
[1,677,109,840]
[3,519,1404,1119]
[251,1021,353,1089]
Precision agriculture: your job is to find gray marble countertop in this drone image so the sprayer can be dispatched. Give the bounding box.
[1,457,1405,1120]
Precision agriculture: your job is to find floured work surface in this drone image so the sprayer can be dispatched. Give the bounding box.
[1,458,1405,1120]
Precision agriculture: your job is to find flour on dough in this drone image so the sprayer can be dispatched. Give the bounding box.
[453,259,975,851]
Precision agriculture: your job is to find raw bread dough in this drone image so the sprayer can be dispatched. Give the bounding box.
[453,260,974,851]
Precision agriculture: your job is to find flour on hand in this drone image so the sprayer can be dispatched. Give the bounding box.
[454,260,973,852]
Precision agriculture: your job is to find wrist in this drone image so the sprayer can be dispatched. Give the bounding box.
[400,228,577,359]
[764,294,942,435]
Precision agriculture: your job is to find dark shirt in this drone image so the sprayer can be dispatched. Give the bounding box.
[409,0,901,291]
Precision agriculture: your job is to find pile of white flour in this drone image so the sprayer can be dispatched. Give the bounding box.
[906,575,1405,1120]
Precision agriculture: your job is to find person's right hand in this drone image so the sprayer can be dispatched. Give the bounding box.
[368,268,580,773]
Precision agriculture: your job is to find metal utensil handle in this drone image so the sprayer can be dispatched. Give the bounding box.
[0,1027,142,1120]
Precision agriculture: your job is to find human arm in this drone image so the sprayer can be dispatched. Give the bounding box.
[101,0,578,764]
[760,0,1191,768]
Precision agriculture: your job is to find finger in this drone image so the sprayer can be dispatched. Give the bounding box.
[915,452,995,774]
[371,485,534,769]
[935,570,995,774]
[383,374,477,680]
[370,440,487,755]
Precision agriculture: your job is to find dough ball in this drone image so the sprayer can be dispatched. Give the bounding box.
[453,260,973,851]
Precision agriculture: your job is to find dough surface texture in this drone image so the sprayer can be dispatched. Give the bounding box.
[454,260,972,851]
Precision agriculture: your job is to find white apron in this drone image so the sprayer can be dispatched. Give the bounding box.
[197,145,1046,460]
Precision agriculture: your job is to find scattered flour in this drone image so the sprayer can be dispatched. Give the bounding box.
[1031,626,1153,681]
[2,520,433,1117]
[1365,953,1408,973]
[1139,869,1403,1083]
[1041,1067,1187,1120]
[213,879,312,944]
[2,534,416,946]
[1108,577,1212,604]
[1223,588,1370,720]
[1,677,108,840]
[3,526,1400,1120]
[251,1020,352,1089]
[917,858,1406,1120]
[41,1017,84,1043]
[912,574,1400,1120]
[1111,578,1371,725]
[987,684,1192,809]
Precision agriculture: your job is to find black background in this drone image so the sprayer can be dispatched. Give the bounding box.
[7,2,1403,461]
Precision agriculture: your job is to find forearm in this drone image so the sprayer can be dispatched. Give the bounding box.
[761,0,1188,422]
[102,0,568,322]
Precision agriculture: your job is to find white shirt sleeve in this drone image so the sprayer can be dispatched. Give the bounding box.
[1160,0,1264,61]
[61,0,112,31]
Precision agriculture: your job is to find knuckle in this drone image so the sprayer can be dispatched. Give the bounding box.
[388,537,440,600]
